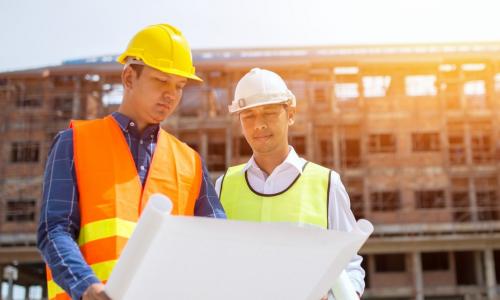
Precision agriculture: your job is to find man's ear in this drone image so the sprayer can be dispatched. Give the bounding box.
[287,106,296,126]
[122,66,134,91]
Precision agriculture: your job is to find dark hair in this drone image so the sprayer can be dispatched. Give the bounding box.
[129,64,144,78]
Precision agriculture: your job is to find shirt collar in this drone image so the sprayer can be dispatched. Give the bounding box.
[111,112,160,139]
[242,146,305,174]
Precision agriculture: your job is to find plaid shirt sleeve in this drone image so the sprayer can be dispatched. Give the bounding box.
[36,129,99,300]
[194,160,227,218]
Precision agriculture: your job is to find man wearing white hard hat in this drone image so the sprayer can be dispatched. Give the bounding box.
[215,68,365,299]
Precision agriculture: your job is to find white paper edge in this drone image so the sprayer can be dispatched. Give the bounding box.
[105,194,172,299]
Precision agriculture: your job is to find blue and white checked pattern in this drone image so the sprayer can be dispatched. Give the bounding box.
[37,112,225,300]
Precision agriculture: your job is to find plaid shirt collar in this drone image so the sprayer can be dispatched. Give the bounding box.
[111,111,160,140]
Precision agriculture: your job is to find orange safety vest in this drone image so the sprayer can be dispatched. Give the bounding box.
[46,115,202,300]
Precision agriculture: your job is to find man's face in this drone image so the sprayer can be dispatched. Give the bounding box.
[239,104,295,155]
[126,65,187,124]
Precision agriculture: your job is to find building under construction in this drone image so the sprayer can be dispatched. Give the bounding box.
[2,42,500,299]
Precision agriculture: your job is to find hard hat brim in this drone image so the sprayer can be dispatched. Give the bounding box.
[160,66,203,82]
[228,99,295,114]
[117,55,203,82]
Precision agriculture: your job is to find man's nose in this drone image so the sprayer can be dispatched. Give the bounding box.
[162,86,176,101]
[254,114,268,130]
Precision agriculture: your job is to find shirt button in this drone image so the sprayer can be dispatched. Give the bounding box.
[140,140,143,145]
[140,165,145,171]
[130,122,135,127]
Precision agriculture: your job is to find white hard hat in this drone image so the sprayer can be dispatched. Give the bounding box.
[228,68,296,114]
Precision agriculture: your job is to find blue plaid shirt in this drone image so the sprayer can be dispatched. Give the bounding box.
[37,112,225,300]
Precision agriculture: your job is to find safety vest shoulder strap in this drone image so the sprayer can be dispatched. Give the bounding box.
[219,163,246,202]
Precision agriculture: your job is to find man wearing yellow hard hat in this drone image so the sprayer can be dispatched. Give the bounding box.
[215,68,365,299]
[37,24,225,300]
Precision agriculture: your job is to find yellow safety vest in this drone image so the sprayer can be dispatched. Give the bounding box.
[220,162,330,229]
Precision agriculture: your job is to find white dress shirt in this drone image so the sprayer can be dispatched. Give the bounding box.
[215,147,366,296]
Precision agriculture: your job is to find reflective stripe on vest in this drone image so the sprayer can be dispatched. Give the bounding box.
[220,162,331,229]
[47,260,117,298]
[46,116,202,300]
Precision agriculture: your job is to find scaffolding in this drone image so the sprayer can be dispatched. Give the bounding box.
[3,43,500,299]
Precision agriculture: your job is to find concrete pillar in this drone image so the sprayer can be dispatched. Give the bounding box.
[3,265,18,300]
[464,123,473,166]
[484,248,498,300]
[475,251,485,287]
[468,176,479,222]
[363,177,370,219]
[465,122,479,222]
[200,132,208,162]
[72,77,81,119]
[225,126,232,169]
[412,252,424,300]
[306,121,314,161]
[332,124,341,170]
[459,69,466,110]
[330,80,337,114]
[6,279,14,300]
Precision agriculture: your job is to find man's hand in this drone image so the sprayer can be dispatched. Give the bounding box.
[82,283,111,300]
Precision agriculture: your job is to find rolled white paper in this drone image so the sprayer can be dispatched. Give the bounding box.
[355,219,374,236]
[331,270,359,300]
[327,219,372,300]
[105,195,373,300]
[105,193,172,299]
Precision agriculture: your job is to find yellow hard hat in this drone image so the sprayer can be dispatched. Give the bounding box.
[117,24,202,81]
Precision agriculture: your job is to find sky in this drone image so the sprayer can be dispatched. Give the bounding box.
[1,0,500,72]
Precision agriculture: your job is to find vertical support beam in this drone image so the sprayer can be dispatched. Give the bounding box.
[306,121,314,161]
[468,176,479,222]
[412,252,424,300]
[485,248,498,300]
[95,77,105,117]
[333,124,341,170]
[465,122,479,222]
[444,183,453,221]
[362,176,370,220]
[474,251,485,287]
[200,132,208,163]
[438,63,455,222]
[6,277,14,300]
[331,73,338,115]
[459,68,466,110]
[42,77,51,116]
[200,85,209,119]
[464,122,473,166]
[234,121,241,162]
[225,126,232,169]
[72,76,81,119]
